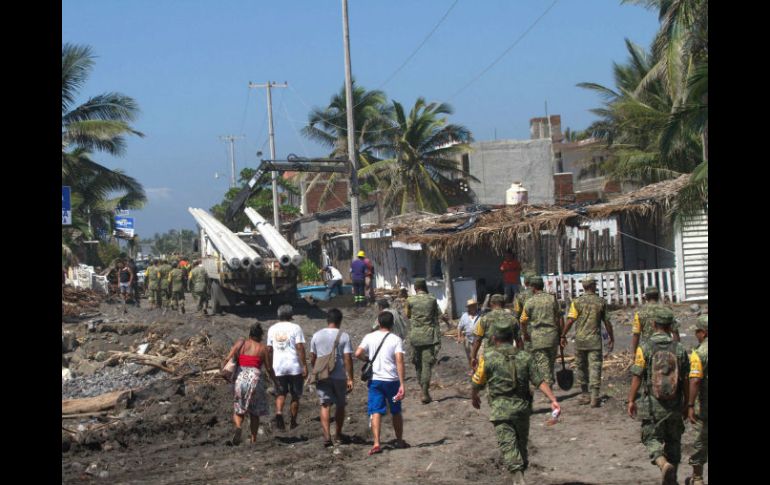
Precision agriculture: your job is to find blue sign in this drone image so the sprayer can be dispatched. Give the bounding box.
[114,216,135,238]
[62,186,72,225]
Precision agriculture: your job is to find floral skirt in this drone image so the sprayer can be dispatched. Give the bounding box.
[233,366,268,416]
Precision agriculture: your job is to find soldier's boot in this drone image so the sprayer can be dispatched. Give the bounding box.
[420,383,432,404]
[590,390,600,408]
[511,470,526,485]
[180,305,185,314]
[685,465,704,485]
[577,393,591,405]
[655,456,676,485]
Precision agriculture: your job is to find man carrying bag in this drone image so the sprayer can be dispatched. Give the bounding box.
[309,309,354,447]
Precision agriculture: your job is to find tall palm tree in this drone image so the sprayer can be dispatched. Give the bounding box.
[62,43,146,244]
[359,98,475,215]
[301,80,394,210]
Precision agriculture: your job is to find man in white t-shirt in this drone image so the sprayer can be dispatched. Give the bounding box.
[267,304,308,431]
[322,264,344,298]
[355,311,409,455]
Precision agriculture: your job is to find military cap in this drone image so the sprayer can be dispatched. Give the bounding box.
[490,294,506,305]
[413,277,426,287]
[644,286,660,296]
[492,320,514,338]
[529,276,544,286]
[653,306,675,326]
[696,314,708,332]
[582,276,597,285]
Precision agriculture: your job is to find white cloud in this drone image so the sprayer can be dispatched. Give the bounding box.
[146,187,172,199]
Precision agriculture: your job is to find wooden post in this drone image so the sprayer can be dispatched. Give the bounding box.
[665,269,674,303]
[442,258,455,319]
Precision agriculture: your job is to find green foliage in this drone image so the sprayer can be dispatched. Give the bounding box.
[140,229,197,258]
[96,241,123,268]
[210,168,300,231]
[298,259,322,284]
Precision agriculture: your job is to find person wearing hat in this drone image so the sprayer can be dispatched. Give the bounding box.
[158,258,173,310]
[146,259,163,310]
[632,286,680,353]
[627,306,690,485]
[406,278,442,404]
[168,261,186,314]
[519,276,563,388]
[188,259,210,315]
[685,314,708,485]
[513,272,535,322]
[456,298,482,369]
[471,294,519,371]
[471,319,561,485]
[372,299,408,341]
[562,276,614,407]
[350,251,368,307]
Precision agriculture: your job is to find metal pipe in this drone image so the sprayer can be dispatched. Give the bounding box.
[189,208,262,270]
[244,207,302,267]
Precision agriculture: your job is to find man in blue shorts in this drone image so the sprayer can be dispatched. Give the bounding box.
[355,311,409,455]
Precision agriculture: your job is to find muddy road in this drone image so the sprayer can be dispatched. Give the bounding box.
[62,294,707,484]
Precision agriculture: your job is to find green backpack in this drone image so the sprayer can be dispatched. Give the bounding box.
[649,341,679,401]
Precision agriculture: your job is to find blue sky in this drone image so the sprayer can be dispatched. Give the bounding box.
[62,0,659,237]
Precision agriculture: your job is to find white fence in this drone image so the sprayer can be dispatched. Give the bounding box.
[543,268,679,306]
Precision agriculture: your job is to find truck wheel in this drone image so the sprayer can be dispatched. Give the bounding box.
[211,281,223,315]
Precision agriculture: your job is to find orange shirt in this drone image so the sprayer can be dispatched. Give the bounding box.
[500,259,522,284]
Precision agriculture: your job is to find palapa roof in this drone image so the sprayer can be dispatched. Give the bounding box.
[316,175,692,259]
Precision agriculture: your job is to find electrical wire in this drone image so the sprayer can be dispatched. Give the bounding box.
[448,0,560,100]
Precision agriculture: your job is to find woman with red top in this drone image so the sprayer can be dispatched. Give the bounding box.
[224,322,275,445]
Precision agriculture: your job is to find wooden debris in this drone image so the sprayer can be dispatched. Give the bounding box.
[62,390,132,415]
[104,351,174,373]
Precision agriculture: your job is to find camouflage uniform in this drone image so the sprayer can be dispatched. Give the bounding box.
[158,262,172,308]
[471,342,543,473]
[188,265,209,313]
[688,334,708,468]
[168,268,186,313]
[521,292,561,386]
[633,301,680,343]
[566,293,610,400]
[146,264,163,309]
[631,331,690,465]
[473,308,518,352]
[406,291,441,400]
[513,288,533,322]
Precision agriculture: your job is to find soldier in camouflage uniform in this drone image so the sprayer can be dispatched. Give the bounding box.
[406,278,442,404]
[470,294,519,370]
[562,276,615,407]
[471,320,561,485]
[188,259,209,315]
[632,286,680,353]
[146,259,162,310]
[513,273,535,350]
[519,277,563,387]
[158,259,173,310]
[168,261,186,314]
[686,315,708,485]
[627,306,689,485]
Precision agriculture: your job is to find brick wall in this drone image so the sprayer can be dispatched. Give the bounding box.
[553,172,575,206]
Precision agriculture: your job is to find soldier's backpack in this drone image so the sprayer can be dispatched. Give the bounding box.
[505,350,518,391]
[649,341,679,401]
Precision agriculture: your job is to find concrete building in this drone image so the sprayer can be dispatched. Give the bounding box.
[466,138,555,205]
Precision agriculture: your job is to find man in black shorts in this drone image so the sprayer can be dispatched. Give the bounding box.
[267,305,308,430]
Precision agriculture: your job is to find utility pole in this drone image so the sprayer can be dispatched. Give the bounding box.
[341,0,361,256]
[219,135,244,188]
[249,81,288,228]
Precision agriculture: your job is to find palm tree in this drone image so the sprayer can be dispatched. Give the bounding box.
[62,43,146,245]
[301,80,394,210]
[578,39,701,184]
[358,98,476,215]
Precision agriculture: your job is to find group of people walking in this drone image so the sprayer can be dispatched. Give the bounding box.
[220,272,707,485]
[144,258,209,315]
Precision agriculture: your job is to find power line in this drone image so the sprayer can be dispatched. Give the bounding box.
[448,0,560,100]
[377,0,460,89]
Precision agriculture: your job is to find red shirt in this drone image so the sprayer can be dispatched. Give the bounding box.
[500,259,522,284]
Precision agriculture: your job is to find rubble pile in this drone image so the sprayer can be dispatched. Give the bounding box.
[62,286,106,317]
[62,362,166,400]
